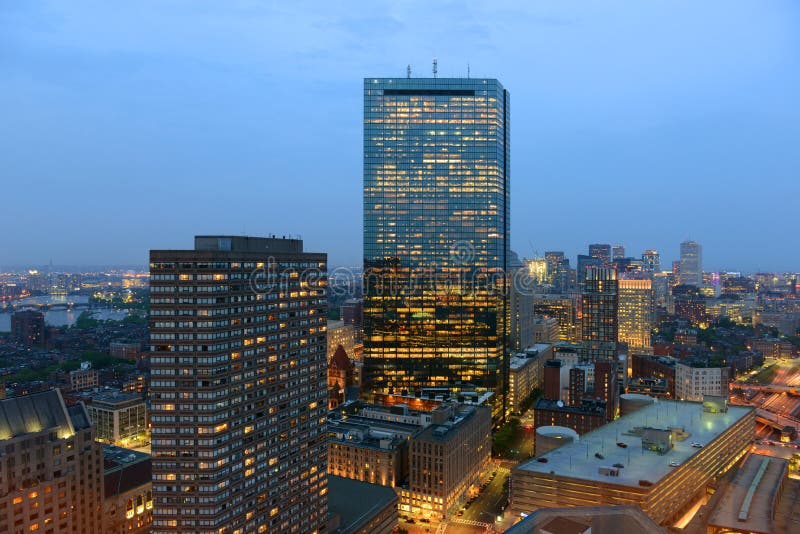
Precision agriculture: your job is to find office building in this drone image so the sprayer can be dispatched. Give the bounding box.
[510,281,535,351]
[611,245,625,261]
[149,236,328,534]
[679,241,702,287]
[576,255,603,290]
[10,310,44,346]
[513,401,755,525]
[642,250,661,273]
[589,244,612,267]
[87,390,148,446]
[544,251,570,292]
[581,267,619,360]
[102,444,153,534]
[402,404,492,521]
[674,362,730,401]
[617,279,653,351]
[532,316,559,343]
[534,294,579,342]
[327,320,358,361]
[340,298,363,327]
[69,364,99,391]
[508,344,553,413]
[0,390,104,534]
[363,77,510,418]
[594,359,618,421]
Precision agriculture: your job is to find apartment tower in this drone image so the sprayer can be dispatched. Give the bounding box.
[149,236,328,534]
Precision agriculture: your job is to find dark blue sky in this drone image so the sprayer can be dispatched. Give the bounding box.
[1,1,798,271]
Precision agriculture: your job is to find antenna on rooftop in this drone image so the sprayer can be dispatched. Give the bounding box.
[407,64,411,79]
[432,58,438,78]
[467,62,470,79]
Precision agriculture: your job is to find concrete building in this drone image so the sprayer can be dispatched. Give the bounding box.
[69,364,99,391]
[675,362,730,401]
[149,236,328,534]
[86,390,147,446]
[340,298,363,327]
[102,444,153,534]
[109,341,142,362]
[707,454,789,534]
[509,344,552,413]
[10,310,44,346]
[0,390,104,534]
[617,279,653,351]
[534,295,580,342]
[534,426,579,456]
[402,404,492,521]
[532,316,559,343]
[327,475,398,534]
[327,415,413,489]
[512,401,755,526]
[510,280,536,351]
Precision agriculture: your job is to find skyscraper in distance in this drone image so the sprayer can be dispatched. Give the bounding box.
[588,244,612,267]
[617,278,654,351]
[581,266,619,361]
[642,249,661,273]
[362,76,510,419]
[149,236,328,534]
[679,240,702,286]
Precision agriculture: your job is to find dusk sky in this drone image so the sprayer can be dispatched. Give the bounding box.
[1,1,798,271]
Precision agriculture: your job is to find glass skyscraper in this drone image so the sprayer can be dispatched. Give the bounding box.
[362,77,510,417]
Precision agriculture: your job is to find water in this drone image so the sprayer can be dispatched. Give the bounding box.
[0,295,130,331]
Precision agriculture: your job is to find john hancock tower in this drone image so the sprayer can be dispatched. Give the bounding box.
[363,76,510,420]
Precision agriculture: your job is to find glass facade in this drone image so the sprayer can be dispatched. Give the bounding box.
[362,78,510,415]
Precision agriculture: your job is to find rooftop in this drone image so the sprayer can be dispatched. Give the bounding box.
[506,505,665,534]
[103,444,151,497]
[414,404,489,443]
[327,475,398,533]
[707,454,788,534]
[518,400,754,487]
[0,389,84,440]
[90,390,144,407]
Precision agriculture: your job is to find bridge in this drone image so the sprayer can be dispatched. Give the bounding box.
[734,383,800,396]
[1,301,92,312]
[755,408,800,431]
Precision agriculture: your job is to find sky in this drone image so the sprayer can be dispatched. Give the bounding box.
[1,0,798,272]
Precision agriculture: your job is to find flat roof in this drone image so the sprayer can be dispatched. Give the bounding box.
[707,454,787,534]
[327,475,397,532]
[90,390,144,407]
[506,505,665,534]
[517,400,753,487]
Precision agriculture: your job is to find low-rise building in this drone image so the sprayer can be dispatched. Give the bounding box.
[751,337,796,360]
[327,475,398,534]
[675,362,730,401]
[533,397,607,437]
[109,341,142,361]
[102,445,153,534]
[69,364,99,391]
[87,390,148,446]
[512,401,755,526]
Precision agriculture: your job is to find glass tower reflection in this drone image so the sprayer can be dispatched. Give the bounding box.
[362,77,510,417]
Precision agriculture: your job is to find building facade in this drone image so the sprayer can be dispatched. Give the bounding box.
[87,390,148,446]
[102,445,153,534]
[10,310,44,346]
[675,363,730,401]
[508,344,552,413]
[362,77,510,418]
[149,236,328,534]
[581,267,619,360]
[617,279,653,351]
[0,390,104,534]
[679,241,702,287]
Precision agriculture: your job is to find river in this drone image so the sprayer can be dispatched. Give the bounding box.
[0,295,130,331]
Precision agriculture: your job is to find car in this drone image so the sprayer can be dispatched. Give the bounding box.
[691,442,703,448]
[457,511,464,517]
[669,461,681,467]
[595,452,604,459]
[612,463,624,469]
[616,442,628,448]
[536,457,548,463]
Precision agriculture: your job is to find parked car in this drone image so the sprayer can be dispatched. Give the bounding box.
[669,461,680,467]
[616,442,628,448]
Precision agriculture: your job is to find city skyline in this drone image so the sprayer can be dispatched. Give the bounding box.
[2,1,799,271]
